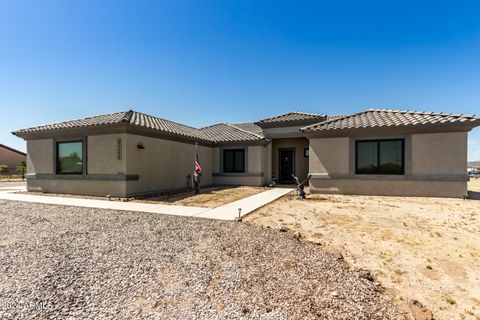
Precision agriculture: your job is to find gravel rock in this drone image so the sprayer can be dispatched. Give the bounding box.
[0,201,404,319]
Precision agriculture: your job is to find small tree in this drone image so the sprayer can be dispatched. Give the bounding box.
[16,162,26,175]
[0,164,8,174]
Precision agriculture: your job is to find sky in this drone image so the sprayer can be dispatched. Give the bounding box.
[0,0,479,160]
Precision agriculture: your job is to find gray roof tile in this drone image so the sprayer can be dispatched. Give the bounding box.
[13,110,266,143]
[231,122,265,137]
[199,123,265,142]
[301,109,480,132]
[14,111,131,134]
[255,112,327,125]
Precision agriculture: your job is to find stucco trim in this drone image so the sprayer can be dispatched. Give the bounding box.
[309,172,469,181]
[26,173,139,181]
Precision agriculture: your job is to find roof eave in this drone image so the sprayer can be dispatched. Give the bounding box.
[302,121,480,138]
[256,118,327,129]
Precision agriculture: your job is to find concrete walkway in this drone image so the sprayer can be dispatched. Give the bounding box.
[195,188,294,220]
[0,187,294,221]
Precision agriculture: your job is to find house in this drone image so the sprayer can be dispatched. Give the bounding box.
[12,109,480,198]
[0,143,26,169]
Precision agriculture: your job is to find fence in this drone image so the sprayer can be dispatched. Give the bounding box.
[0,167,26,180]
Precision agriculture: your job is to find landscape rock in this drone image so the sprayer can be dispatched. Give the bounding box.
[0,200,404,319]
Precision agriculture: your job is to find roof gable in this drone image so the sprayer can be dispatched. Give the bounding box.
[255,112,327,128]
[13,110,267,144]
[199,123,264,143]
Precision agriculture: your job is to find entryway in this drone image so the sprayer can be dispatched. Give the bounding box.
[279,148,295,184]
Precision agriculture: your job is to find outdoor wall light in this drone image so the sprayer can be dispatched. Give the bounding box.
[137,143,145,149]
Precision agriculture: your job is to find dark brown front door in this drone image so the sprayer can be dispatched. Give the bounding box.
[279,149,295,184]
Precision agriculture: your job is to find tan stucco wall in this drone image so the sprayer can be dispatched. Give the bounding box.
[411,132,467,175]
[125,133,214,195]
[0,146,26,169]
[27,179,127,197]
[24,134,214,196]
[264,142,272,184]
[262,126,306,139]
[309,137,349,174]
[87,134,127,174]
[212,145,268,186]
[272,137,309,182]
[308,131,469,197]
[248,145,263,173]
[26,139,54,174]
[309,179,466,198]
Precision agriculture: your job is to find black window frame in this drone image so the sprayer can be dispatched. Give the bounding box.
[223,149,245,173]
[355,139,405,175]
[56,140,85,175]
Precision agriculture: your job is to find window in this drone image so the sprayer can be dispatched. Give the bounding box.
[304,148,309,158]
[57,141,84,174]
[223,149,245,173]
[355,139,404,175]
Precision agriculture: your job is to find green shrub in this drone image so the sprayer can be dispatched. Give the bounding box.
[16,163,26,174]
[0,164,8,174]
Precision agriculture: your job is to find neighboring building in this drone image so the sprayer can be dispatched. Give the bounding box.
[0,143,26,169]
[468,161,480,175]
[468,161,480,169]
[12,109,480,198]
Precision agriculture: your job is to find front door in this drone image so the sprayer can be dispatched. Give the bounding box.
[279,149,295,184]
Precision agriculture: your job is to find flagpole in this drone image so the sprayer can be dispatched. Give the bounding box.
[195,142,198,170]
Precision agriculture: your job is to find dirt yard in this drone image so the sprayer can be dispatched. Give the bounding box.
[245,179,480,320]
[135,186,267,208]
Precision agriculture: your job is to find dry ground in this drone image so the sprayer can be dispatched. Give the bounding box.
[0,200,402,319]
[245,179,480,320]
[135,186,267,208]
[14,185,267,208]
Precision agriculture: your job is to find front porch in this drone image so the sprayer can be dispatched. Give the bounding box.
[270,137,309,185]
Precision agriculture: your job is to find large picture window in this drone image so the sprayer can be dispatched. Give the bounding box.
[355,139,404,175]
[223,149,245,173]
[57,141,84,174]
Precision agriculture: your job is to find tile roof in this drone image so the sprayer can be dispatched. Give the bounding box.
[301,109,480,132]
[13,110,266,143]
[199,123,265,142]
[13,110,211,142]
[231,122,265,137]
[255,112,327,125]
[14,111,132,134]
[128,111,210,141]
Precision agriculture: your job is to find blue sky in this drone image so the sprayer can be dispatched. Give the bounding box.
[1,0,479,160]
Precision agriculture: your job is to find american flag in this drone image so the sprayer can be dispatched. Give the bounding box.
[195,143,202,172]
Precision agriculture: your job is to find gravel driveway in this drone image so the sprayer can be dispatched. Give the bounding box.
[0,200,403,319]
